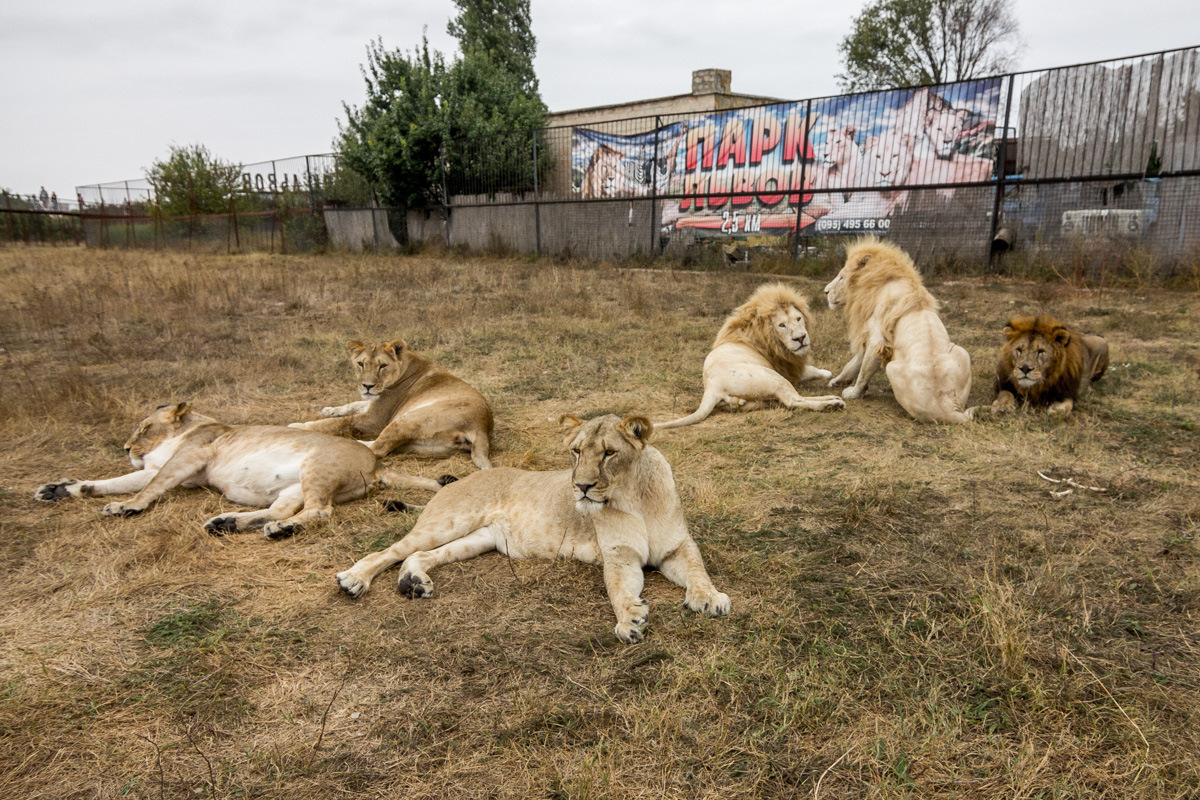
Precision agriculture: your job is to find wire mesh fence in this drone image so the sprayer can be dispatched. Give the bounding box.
[5,46,1197,273]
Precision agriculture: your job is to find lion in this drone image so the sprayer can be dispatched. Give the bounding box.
[291,339,494,470]
[991,315,1109,418]
[581,144,627,199]
[824,237,975,423]
[656,284,845,429]
[34,403,448,538]
[336,414,731,644]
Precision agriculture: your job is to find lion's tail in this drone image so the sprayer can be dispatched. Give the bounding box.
[656,390,721,430]
[375,469,443,493]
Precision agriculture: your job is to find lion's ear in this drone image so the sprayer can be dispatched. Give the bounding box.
[619,416,653,445]
[1051,327,1071,347]
[558,414,583,445]
[385,339,407,358]
[169,402,192,423]
[347,340,365,353]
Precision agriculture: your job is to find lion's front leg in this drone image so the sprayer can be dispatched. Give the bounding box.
[801,364,834,383]
[321,399,372,418]
[35,469,156,502]
[991,389,1017,413]
[829,351,863,389]
[101,448,209,518]
[288,416,354,435]
[600,543,650,644]
[842,343,881,400]
[657,537,731,617]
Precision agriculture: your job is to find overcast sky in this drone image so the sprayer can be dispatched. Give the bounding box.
[2,0,1196,198]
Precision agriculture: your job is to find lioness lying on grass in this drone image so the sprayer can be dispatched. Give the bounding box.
[337,414,730,644]
[292,339,494,470]
[35,403,447,539]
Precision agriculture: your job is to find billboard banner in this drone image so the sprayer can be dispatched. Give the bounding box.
[570,78,1001,237]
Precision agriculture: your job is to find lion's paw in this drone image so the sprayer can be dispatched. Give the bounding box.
[813,368,834,382]
[824,397,847,411]
[286,421,310,430]
[841,385,864,400]
[204,516,240,535]
[34,479,78,502]
[686,589,731,617]
[397,571,434,599]
[829,376,847,389]
[337,571,369,599]
[614,621,646,644]
[437,474,458,487]
[615,599,649,644]
[263,520,301,540]
[101,502,141,518]
[319,407,344,418]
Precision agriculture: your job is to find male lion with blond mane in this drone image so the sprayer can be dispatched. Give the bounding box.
[657,284,844,429]
[292,339,494,470]
[991,315,1109,418]
[35,403,446,538]
[337,414,730,644]
[824,238,974,423]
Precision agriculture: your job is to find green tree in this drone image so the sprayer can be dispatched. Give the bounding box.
[145,144,242,215]
[447,0,538,92]
[338,4,547,208]
[837,0,1021,91]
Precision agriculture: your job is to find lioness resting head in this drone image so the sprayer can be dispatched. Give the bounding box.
[991,315,1109,418]
[35,403,447,538]
[657,283,844,429]
[336,414,730,644]
[291,339,494,470]
[825,237,974,423]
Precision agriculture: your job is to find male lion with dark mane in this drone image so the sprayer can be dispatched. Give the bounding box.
[292,339,494,470]
[656,284,845,429]
[35,403,445,538]
[991,315,1109,418]
[824,237,974,423]
[337,414,730,644]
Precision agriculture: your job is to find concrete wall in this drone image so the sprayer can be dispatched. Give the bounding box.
[323,208,399,251]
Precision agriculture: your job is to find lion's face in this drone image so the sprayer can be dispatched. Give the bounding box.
[561,414,652,514]
[349,340,409,399]
[824,266,849,310]
[124,403,192,469]
[926,107,969,159]
[865,134,913,186]
[769,304,812,357]
[1002,326,1069,390]
[822,125,857,169]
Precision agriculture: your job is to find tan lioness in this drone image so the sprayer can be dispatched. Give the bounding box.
[336,414,730,644]
[35,403,445,538]
[293,339,494,469]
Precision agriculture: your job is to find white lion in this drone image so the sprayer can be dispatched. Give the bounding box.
[656,284,845,429]
[825,238,975,423]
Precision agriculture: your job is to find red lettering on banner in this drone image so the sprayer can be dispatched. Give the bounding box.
[685,122,718,171]
[782,111,817,164]
[757,169,785,207]
[716,121,747,168]
[749,115,781,165]
[731,171,755,207]
[707,175,730,209]
[678,173,708,211]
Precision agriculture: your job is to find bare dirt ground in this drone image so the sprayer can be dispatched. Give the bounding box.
[1,246,1197,799]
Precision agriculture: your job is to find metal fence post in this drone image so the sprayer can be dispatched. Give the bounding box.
[533,128,542,257]
[370,186,380,251]
[792,99,813,262]
[440,143,451,249]
[305,155,316,214]
[649,116,661,261]
[988,75,1017,271]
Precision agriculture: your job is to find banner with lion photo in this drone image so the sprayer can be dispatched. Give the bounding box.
[570,78,1001,238]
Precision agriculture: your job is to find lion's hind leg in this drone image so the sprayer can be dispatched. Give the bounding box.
[204,485,305,536]
[396,526,500,598]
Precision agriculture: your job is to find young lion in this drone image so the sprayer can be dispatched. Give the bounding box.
[292,339,494,470]
[35,403,445,538]
[991,315,1109,418]
[824,237,974,423]
[336,414,731,644]
[657,284,845,429]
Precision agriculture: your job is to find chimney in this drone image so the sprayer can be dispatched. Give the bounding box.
[692,68,731,95]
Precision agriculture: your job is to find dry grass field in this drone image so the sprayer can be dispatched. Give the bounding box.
[1,246,1197,799]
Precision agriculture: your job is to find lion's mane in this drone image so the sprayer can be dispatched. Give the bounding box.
[842,237,938,360]
[995,315,1103,406]
[713,283,814,385]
